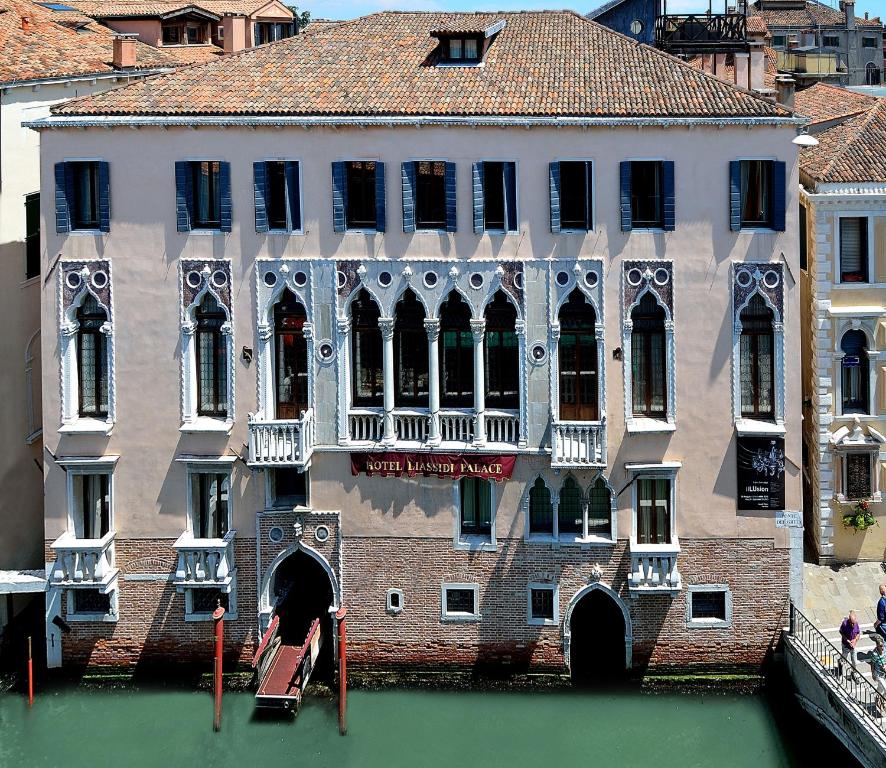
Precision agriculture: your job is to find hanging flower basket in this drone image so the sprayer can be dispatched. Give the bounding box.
[842,500,877,532]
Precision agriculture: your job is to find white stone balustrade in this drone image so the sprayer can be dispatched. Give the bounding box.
[628,545,682,594]
[551,420,606,467]
[173,530,236,587]
[349,408,384,443]
[50,531,117,587]
[393,410,430,442]
[439,410,476,443]
[248,410,314,468]
[485,410,520,444]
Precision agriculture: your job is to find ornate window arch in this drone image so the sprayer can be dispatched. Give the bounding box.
[622,261,675,431]
[732,263,784,429]
[586,473,617,541]
[58,260,115,432]
[180,260,234,428]
[523,475,555,538]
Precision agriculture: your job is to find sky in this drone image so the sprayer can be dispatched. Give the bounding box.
[298,0,882,21]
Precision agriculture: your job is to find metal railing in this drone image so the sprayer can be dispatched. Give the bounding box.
[789,603,885,727]
[654,12,747,50]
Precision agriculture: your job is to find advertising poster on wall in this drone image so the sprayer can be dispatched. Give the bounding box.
[737,436,785,511]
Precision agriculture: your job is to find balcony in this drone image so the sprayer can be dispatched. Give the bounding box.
[347,407,520,448]
[551,420,606,467]
[49,531,117,590]
[627,544,682,595]
[173,530,236,589]
[248,410,314,469]
[654,12,747,54]
[776,49,845,79]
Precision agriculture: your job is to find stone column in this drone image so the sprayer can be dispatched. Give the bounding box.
[379,317,396,444]
[181,321,197,424]
[516,319,528,447]
[471,318,486,445]
[60,321,79,424]
[335,316,350,445]
[425,318,441,445]
[257,323,274,419]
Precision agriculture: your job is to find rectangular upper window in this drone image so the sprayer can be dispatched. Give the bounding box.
[443,36,481,61]
[528,584,557,625]
[839,217,868,283]
[730,160,785,232]
[687,586,731,628]
[54,161,110,233]
[772,35,786,47]
[460,477,492,537]
[190,471,230,540]
[620,160,674,232]
[823,35,840,47]
[441,583,480,621]
[332,161,386,232]
[72,473,110,540]
[636,477,671,545]
[25,192,40,279]
[402,160,456,232]
[175,161,232,232]
[550,161,593,232]
[845,452,873,500]
[269,467,308,508]
[862,37,877,48]
[254,160,301,232]
[474,161,517,233]
[254,21,295,45]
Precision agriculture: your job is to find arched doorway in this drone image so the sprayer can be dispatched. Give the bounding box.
[564,584,631,683]
[263,546,338,679]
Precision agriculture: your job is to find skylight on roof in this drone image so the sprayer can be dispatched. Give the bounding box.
[38,2,78,10]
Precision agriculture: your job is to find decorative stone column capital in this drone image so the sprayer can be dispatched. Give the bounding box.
[181,321,197,337]
[514,319,526,337]
[302,321,314,341]
[60,322,79,339]
[424,317,441,342]
[378,317,395,341]
[550,323,561,342]
[257,323,273,342]
[336,316,351,335]
[470,318,486,342]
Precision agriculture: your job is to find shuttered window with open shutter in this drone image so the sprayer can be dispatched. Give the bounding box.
[840,217,868,283]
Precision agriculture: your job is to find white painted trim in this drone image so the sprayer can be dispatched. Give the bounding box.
[453,477,497,551]
[527,581,559,626]
[386,587,404,615]
[834,212,874,285]
[184,461,234,537]
[626,463,680,548]
[686,584,733,629]
[65,585,118,623]
[440,582,481,622]
[3,69,170,91]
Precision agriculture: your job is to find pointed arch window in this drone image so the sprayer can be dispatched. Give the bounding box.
[484,291,518,410]
[274,290,308,419]
[77,295,108,418]
[196,294,228,418]
[740,294,774,419]
[394,290,429,407]
[351,289,383,407]
[528,477,553,535]
[587,477,612,537]
[631,293,666,419]
[559,477,583,535]
[841,330,869,415]
[559,288,598,421]
[440,292,473,408]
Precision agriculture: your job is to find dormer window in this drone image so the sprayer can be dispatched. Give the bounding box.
[447,37,480,61]
[432,19,505,66]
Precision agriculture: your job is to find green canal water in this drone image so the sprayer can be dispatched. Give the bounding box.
[0,685,856,768]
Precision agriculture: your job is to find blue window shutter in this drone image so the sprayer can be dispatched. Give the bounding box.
[472,162,484,234]
[401,161,416,233]
[619,161,632,232]
[729,160,741,232]
[374,161,386,233]
[331,161,346,233]
[97,161,111,233]
[219,161,232,232]
[54,162,71,233]
[772,161,786,232]
[175,161,192,232]
[504,162,517,232]
[662,160,675,232]
[253,161,268,233]
[444,161,457,232]
[285,161,301,231]
[549,161,561,234]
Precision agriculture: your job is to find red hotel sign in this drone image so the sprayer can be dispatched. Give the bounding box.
[350,452,516,481]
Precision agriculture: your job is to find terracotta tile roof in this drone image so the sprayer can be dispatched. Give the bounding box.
[54,11,792,118]
[153,42,223,63]
[746,15,769,35]
[794,81,879,125]
[801,98,886,183]
[0,0,176,83]
[66,0,286,17]
[752,0,880,28]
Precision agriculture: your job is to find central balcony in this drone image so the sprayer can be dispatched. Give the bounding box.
[248,410,314,469]
[551,420,606,467]
[627,544,682,595]
[347,407,521,449]
[173,530,236,588]
[49,531,118,590]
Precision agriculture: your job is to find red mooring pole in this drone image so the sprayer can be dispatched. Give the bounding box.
[212,604,225,732]
[336,607,347,735]
[27,636,34,708]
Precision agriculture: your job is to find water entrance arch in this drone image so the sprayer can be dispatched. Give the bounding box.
[563,583,632,682]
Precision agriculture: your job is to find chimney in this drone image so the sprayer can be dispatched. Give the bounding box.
[734,51,750,90]
[222,14,247,53]
[844,0,856,30]
[775,74,795,108]
[112,33,138,68]
[21,15,32,32]
[749,41,765,91]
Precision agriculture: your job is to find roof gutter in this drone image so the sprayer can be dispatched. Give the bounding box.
[25,113,807,130]
[1,68,175,92]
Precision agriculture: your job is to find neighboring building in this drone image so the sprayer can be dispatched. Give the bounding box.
[752,0,883,86]
[66,0,301,60]
[0,0,175,642]
[797,83,885,563]
[29,11,804,676]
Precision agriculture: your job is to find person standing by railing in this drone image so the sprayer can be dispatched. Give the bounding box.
[839,610,861,683]
[868,635,886,714]
[876,585,886,642]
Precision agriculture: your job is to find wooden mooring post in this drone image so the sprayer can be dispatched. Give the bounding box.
[336,607,347,735]
[27,636,34,708]
[213,604,225,732]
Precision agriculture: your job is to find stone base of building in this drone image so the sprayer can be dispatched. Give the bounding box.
[46,532,790,675]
